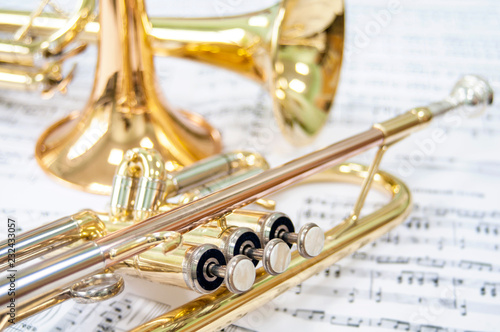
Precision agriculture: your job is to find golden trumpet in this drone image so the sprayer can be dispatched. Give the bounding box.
[0,0,95,97]
[0,0,344,195]
[0,75,493,330]
[0,1,344,144]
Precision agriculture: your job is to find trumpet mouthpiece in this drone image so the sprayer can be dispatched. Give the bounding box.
[450,75,494,117]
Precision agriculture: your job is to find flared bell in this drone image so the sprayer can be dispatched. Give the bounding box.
[151,0,344,145]
[35,0,221,195]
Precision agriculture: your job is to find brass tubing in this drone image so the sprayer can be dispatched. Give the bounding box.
[0,0,95,64]
[0,76,492,328]
[0,153,267,275]
[0,65,49,91]
[0,210,105,271]
[116,244,219,292]
[131,165,411,331]
[0,7,280,80]
[0,1,344,144]
[0,127,384,323]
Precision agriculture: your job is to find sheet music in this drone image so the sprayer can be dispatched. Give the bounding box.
[1,0,500,331]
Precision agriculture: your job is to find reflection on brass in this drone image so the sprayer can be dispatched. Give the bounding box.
[0,0,95,97]
[133,164,412,332]
[34,0,222,194]
[0,76,493,330]
[1,0,345,160]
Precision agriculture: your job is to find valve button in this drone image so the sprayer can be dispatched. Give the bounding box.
[297,223,324,259]
[263,238,291,275]
[225,255,256,294]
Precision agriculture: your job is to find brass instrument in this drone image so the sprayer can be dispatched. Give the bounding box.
[0,0,344,194]
[0,75,493,330]
[0,0,95,97]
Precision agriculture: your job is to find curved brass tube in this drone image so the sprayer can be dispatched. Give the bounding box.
[0,0,95,97]
[0,0,95,65]
[0,163,409,330]
[0,75,492,330]
[110,148,168,221]
[0,0,344,145]
[131,164,411,331]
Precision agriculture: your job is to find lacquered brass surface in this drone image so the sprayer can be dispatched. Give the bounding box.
[0,0,344,145]
[0,0,95,97]
[151,0,345,145]
[0,210,105,271]
[131,164,412,332]
[0,76,492,330]
[34,0,222,194]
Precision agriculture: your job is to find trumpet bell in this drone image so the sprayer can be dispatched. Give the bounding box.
[34,0,222,195]
[2,0,344,193]
[275,0,344,144]
[151,0,345,145]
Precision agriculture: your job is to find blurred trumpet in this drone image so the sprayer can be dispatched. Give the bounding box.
[0,0,95,97]
[0,0,344,195]
[0,75,493,330]
[0,0,344,144]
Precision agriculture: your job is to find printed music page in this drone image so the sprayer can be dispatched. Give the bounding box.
[0,0,499,331]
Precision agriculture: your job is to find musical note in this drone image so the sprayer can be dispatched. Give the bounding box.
[330,315,364,328]
[348,288,356,303]
[374,288,382,303]
[377,318,410,330]
[397,271,440,287]
[376,256,410,265]
[460,301,467,316]
[480,282,499,297]
[416,257,446,269]
[292,309,325,321]
[324,264,341,278]
[476,222,499,236]
[458,260,493,271]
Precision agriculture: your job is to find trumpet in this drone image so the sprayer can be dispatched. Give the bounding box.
[0,75,493,330]
[0,0,96,97]
[0,0,344,195]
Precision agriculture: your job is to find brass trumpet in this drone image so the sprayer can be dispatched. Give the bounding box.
[0,0,96,97]
[0,0,344,144]
[0,0,344,194]
[0,75,493,330]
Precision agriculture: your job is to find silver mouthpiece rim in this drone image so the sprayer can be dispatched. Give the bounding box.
[449,74,494,117]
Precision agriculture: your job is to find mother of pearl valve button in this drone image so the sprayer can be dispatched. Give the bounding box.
[281,223,324,259]
[210,255,256,294]
[298,223,324,258]
[243,238,292,275]
[263,238,292,275]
